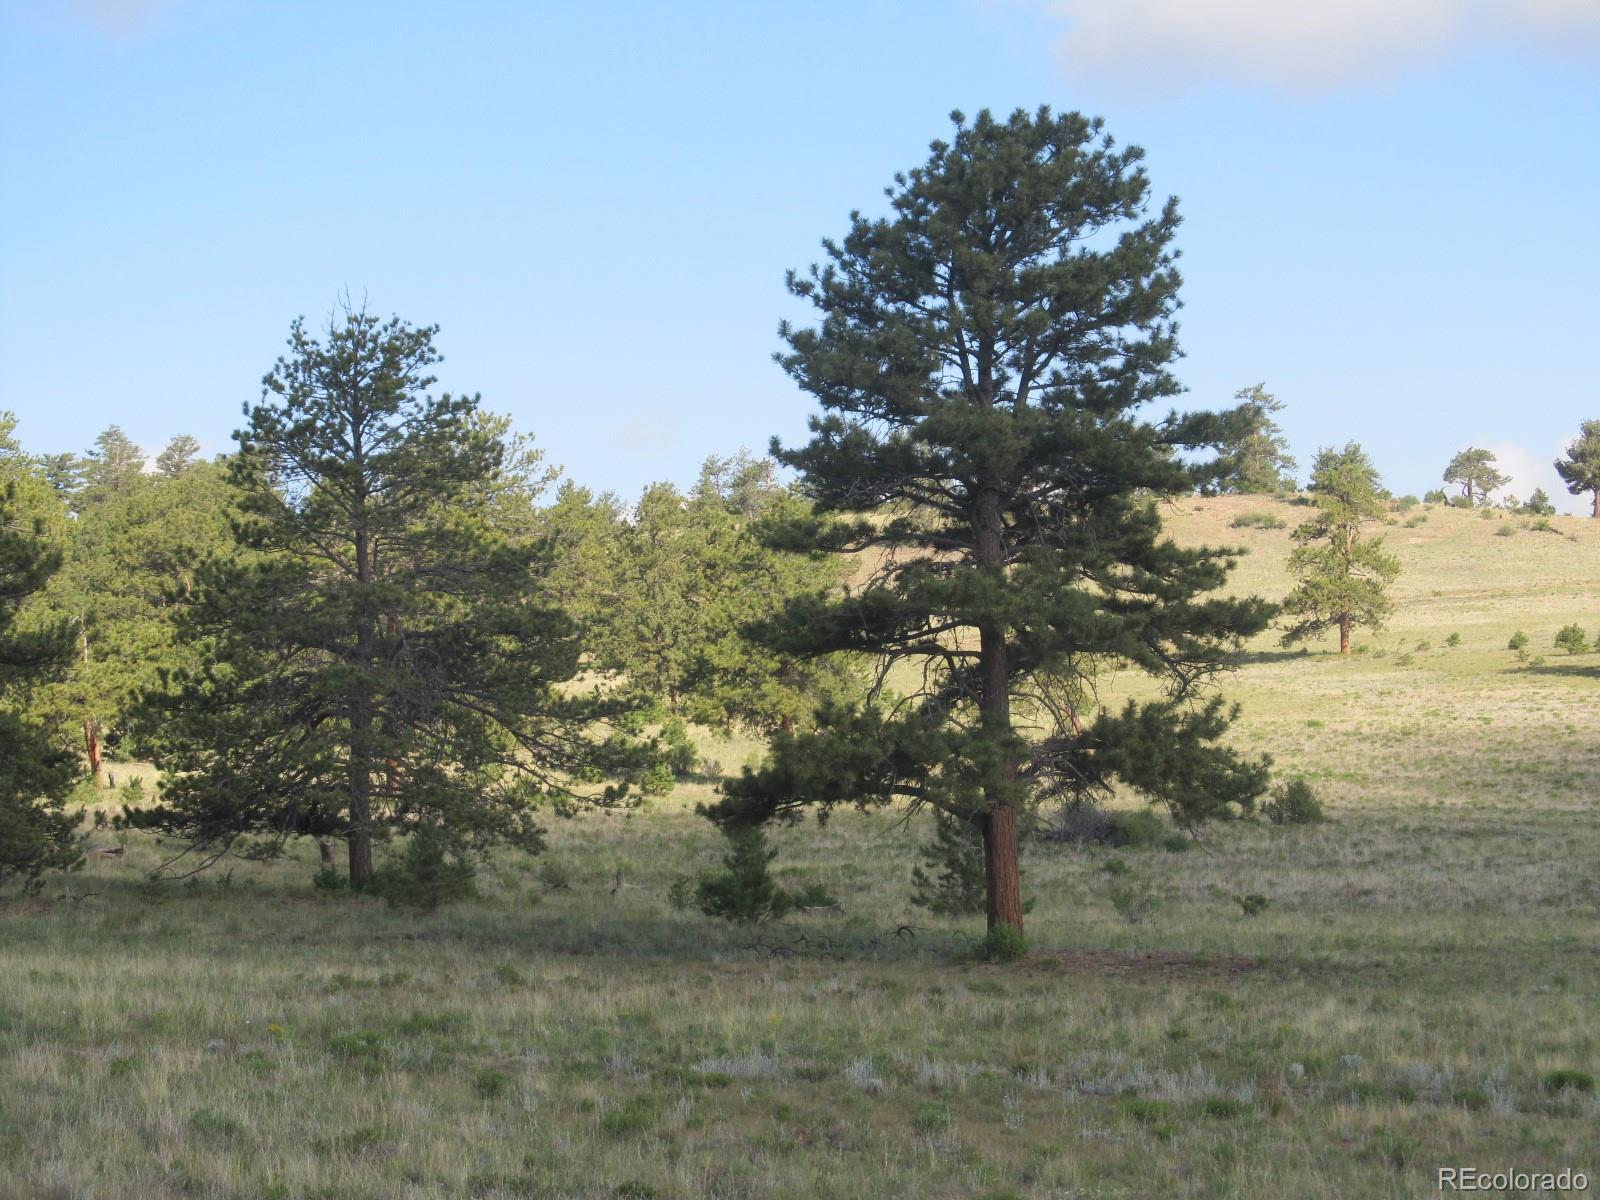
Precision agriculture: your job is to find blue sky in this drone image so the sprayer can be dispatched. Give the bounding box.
[2,0,1597,509]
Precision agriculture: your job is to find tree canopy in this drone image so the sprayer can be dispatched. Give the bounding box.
[1554,419,1600,518]
[1442,447,1508,506]
[0,474,80,889]
[134,308,658,886]
[1213,383,1297,494]
[708,107,1274,940]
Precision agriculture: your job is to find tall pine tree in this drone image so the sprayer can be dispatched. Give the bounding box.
[1554,419,1600,518]
[1280,443,1399,655]
[136,307,656,885]
[708,109,1273,939]
[1214,383,1297,494]
[0,476,80,889]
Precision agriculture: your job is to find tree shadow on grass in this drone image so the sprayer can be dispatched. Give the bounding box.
[1228,648,1311,666]
[1510,662,1600,681]
[18,870,976,967]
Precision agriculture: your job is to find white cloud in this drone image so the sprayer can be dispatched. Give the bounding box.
[1038,0,1600,92]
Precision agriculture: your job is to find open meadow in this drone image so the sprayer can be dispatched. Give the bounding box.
[3,498,1597,1200]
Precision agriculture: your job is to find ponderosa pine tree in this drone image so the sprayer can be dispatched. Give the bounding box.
[0,477,80,889]
[1443,447,1508,506]
[1555,419,1600,518]
[567,453,858,735]
[28,459,241,781]
[81,425,145,501]
[155,434,203,478]
[707,108,1274,941]
[1215,383,1297,494]
[134,307,656,886]
[1281,443,1399,655]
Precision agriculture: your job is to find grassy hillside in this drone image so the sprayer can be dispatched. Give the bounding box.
[2,499,1596,1199]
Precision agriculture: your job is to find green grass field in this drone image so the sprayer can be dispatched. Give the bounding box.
[3,499,1597,1199]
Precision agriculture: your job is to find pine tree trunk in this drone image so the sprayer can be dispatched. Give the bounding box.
[1592,490,1598,519]
[982,803,1024,933]
[84,718,102,787]
[348,760,374,889]
[1339,614,1352,656]
[349,523,376,891]
[974,483,1024,936]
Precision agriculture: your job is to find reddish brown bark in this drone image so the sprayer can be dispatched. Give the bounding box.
[84,718,102,786]
[982,803,1024,933]
[975,480,1024,936]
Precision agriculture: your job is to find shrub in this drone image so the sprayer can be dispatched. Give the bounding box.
[910,811,987,916]
[788,879,841,909]
[982,923,1029,962]
[1531,517,1557,533]
[694,824,793,923]
[1036,800,1117,844]
[1403,514,1427,527]
[1107,808,1168,848]
[1542,1069,1595,1094]
[1230,511,1285,530]
[373,826,477,913]
[474,1069,511,1100]
[1507,631,1529,651]
[1494,524,1514,537]
[598,1096,658,1138]
[1392,495,1419,512]
[1444,632,1462,647]
[1235,893,1271,917]
[1263,779,1324,825]
[666,873,697,910]
[1524,488,1556,516]
[1423,488,1447,505]
[311,865,347,893]
[1554,624,1589,655]
[534,860,571,893]
[1107,879,1157,924]
[660,717,699,777]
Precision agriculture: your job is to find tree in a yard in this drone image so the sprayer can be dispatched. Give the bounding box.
[1214,383,1297,494]
[1554,419,1600,518]
[1442,447,1508,506]
[0,476,81,889]
[134,308,657,886]
[706,108,1275,943]
[1280,443,1399,655]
